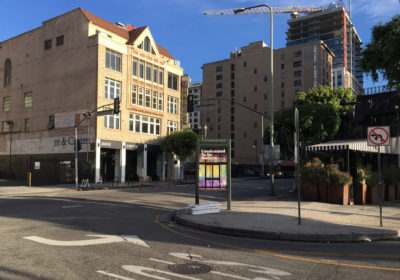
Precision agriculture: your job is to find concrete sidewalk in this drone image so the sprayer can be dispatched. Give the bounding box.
[173,199,400,242]
[0,179,194,196]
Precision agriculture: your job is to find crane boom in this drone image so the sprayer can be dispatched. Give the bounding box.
[203,5,327,16]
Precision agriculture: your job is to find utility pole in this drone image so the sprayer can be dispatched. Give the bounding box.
[74,99,118,188]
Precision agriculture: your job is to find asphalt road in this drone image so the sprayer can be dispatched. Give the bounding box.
[0,178,399,279]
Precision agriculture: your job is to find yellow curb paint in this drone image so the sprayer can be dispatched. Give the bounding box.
[156,214,400,272]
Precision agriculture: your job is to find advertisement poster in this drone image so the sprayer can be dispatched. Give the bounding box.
[198,147,228,190]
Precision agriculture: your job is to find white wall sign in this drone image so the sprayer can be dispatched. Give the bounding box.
[34,162,40,170]
[0,133,93,156]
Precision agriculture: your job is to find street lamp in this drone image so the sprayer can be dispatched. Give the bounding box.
[6,120,14,178]
[235,4,275,195]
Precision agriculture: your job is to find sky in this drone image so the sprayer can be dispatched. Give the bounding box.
[1,0,399,89]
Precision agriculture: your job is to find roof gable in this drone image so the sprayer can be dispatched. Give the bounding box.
[78,8,174,60]
[79,8,129,39]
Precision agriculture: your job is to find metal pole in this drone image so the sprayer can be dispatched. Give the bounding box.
[227,139,232,210]
[9,124,13,177]
[195,139,200,204]
[268,5,275,196]
[87,119,90,161]
[378,145,383,227]
[295,108,301,225]
[349,0,352,92]
[397,108,400,167]
[261,115,264,177]
[75,126,79,188]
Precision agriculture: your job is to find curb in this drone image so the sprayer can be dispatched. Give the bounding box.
[173,210,400,243]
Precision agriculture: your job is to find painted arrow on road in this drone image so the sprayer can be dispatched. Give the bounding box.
[23,234,149,247]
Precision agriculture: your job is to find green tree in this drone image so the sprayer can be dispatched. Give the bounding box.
[360,15,400,91]
[274,86,355,158]
[160,129,200,180]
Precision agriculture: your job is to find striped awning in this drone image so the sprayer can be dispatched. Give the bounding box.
[306,137,400,155]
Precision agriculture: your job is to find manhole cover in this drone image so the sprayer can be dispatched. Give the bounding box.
[168,262,212,275]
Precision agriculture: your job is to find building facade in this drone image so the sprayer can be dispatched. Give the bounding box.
[188,82,202,131]
[180,74,190,130]
[286,4,363,95]
[0,8,183,184]
[201,40,333,164]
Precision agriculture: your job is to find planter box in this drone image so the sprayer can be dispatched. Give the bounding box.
[318,182,328,202]
[397,183,400,200]
[354,183,367,205]
[366,184,385,204]
[302,182,318,201]
[327,183,349,205]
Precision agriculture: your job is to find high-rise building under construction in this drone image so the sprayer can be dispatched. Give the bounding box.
[286,3,363,95]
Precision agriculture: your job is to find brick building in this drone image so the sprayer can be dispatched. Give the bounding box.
[0,8,183,184]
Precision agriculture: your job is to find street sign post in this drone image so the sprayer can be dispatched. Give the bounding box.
[196,138,231,210]
[367,126,390,227]
[367,126,390,146]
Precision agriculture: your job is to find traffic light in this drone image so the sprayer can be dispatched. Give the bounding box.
[187,95,194,113]
[113,97,120,114]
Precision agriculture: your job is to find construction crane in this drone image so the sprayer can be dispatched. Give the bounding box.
[203,3,340,18]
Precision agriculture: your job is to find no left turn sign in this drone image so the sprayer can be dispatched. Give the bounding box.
[367,126,390,146]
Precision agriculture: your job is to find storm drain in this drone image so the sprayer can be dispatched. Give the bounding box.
[168,262,212,274]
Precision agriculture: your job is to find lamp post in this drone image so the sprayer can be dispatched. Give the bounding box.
[6,120,14,178]
[395,105,399,137]
[235,3,275,195]
[395,104,400,165]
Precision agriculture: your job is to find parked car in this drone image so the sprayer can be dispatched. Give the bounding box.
[243,169,258,176]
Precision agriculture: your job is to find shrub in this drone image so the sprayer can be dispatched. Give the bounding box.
[383,165,399,185]
[355,167,367,185]
[365,164,379,187]
[325,164,352,185]
[301,158,325,183]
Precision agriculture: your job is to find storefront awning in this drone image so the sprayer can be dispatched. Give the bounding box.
[306,138,400,155]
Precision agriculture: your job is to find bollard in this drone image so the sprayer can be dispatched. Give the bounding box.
[27,172,32,187]
[160,178,162,188]
[139,177,142,189]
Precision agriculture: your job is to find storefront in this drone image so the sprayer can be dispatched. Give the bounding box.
[95,139,165,183]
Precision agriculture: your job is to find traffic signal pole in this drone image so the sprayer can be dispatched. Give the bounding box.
[74,98,119,188]
[75,126,79,188]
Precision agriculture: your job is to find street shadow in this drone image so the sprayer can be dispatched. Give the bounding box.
[1,179,399,268]
[0,265,53,280]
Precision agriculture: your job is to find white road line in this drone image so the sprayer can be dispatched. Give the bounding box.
[23,234,149,247]
[149,258,176,265]
[62,205,83,209]
[124,200,139,203]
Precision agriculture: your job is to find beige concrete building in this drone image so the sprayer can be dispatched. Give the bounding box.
[0,8,183,184]
[202,40,333,165]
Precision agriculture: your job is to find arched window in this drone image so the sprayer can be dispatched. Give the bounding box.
[144,37,150,52]
[4,59,11,87]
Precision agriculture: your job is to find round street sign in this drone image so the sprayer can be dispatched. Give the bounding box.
[367,126,390,146]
